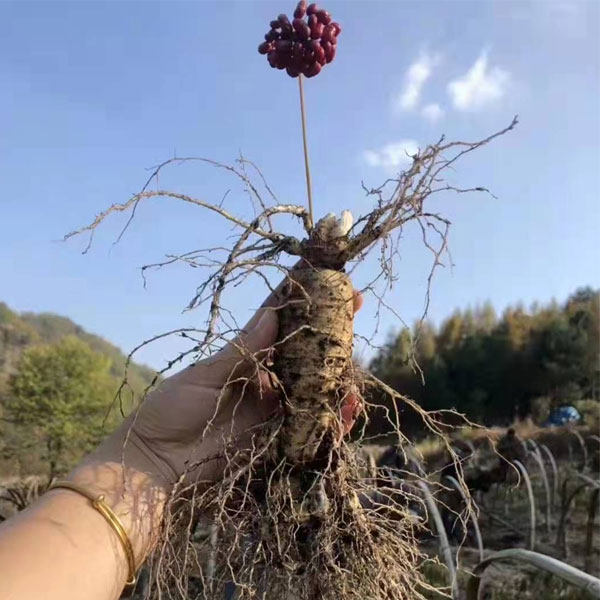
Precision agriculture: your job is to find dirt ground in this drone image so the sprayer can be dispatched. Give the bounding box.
[419,430,600,600]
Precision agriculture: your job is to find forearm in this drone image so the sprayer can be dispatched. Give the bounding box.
[0,425,171,600]
[0,486,132,600]
[0,301,282,600]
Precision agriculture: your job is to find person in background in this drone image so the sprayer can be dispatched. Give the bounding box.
[495,427,527,480]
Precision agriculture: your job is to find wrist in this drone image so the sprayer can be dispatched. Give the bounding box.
[67,423,172,563]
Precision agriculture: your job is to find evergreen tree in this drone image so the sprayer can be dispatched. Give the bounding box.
[370,288,599,434]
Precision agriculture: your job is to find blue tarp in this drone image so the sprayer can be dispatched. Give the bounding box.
[543,405,582,427]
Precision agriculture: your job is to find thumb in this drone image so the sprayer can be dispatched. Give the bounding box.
[202,308,279,383]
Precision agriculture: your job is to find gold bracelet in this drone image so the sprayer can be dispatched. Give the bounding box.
[48,480,137,586]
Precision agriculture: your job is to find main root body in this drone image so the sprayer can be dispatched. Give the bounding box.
[276,267,354,464]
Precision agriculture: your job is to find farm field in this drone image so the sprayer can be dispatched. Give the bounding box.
[416,424,600,599]
[55,423,596,600]
[175,424,599,599]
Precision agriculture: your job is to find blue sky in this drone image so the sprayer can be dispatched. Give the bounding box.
[1,0,598,370]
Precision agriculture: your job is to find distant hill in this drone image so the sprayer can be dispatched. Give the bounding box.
[0,301,155,403]
[0,301,157,477]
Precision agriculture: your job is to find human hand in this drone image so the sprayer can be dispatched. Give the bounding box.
[128,285,363,484]
[65,278,362,566]
[128,304,280,484]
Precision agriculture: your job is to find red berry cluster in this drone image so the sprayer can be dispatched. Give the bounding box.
[257,2,341,78]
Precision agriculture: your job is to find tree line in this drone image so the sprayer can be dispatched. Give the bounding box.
[1,287,598,477]
[368,287,599,434]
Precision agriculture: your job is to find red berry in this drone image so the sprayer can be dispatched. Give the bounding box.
[293,1,307,18]
[316,9,331,25]
[310,21,324,39]
[303,49,315,64]
[258,41,271,55]
[313,42,326,65]
[324,42,336,63]
[310,40,325,64]
[331,21,341,36]
[274,39,293,53]
[293,18,311,39]
[267,50,278,68]
[301,46,315,63]
[292,42,304,61]
[276,53,292,69]
[269,20,280,29]
[304,61,322,77]
[265,30,279,42]
[306,3,319,15]
[307,14,318,27]
[278,14,291,28]
[321,23,336,44]
[287,65,301,78]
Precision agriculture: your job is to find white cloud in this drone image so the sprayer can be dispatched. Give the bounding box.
[421,103,445,123]
[447,52,510,111]
[363,140,420,173]
[394,52,439,112]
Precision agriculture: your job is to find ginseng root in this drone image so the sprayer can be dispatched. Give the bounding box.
[275,266,354,465]
[64,118,517,599]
